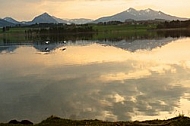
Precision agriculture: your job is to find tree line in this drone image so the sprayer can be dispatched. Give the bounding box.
[2,26,10,32]
[25,23,95,35]
[157,20,190,29]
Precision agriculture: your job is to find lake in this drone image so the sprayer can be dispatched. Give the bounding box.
[0,33,190,123]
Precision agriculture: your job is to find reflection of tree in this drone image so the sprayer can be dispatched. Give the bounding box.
[26,33,94,42]
[157,30,190,38]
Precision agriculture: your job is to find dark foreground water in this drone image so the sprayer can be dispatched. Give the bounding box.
[0,37,190,123]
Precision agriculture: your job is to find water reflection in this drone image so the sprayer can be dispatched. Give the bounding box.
[157,29,190,38]
[0,45,17,53]
[33,41,66,53]
[0,37,178,54]
[0,37,190,123]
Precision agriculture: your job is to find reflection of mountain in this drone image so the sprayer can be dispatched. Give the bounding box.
[0,37,176,53]
[97,37,177,52]
[0,45,18,53]
[33,42,66,53]
[35,38,175,52]
[0,41,67,53]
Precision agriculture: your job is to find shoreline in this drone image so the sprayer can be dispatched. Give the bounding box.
[1,115,190,126]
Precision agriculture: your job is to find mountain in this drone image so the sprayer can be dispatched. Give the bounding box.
[31,12,58,24]
[53,17,93,24]
[69,18,93,24]
[1,9,189,26]
[93,8,188,23]
[0,19,15,27]
[31,13,92,24]
[52,16,69,24]
[3,17,20,24]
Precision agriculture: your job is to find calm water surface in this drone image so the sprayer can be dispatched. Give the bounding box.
[0,37,190,123]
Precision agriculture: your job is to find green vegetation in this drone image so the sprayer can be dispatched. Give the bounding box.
[0,27,30,42]
[93,23,156,33]
[1,115,190,126]
[25,24,94,35]
[1,27,29,34]
[157,20,190,29]
[0,23,157,42]
[0,23,155,35]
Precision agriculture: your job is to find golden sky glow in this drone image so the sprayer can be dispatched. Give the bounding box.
[0,0,190,21]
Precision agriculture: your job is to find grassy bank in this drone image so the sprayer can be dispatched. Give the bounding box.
[2,24,190,42]
[0,24,156,42]
[0,115,190,126]
[92,24,156,32]
[0,24,155,35]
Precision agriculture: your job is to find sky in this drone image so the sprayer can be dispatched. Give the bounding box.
[0,0,190,21]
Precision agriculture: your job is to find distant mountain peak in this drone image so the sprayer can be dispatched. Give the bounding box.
[4,17,11,19]
[41,12,50,16]
[37,12,52,18]
[144,8,153,12]
[127,8,137,12]
[52,16,68,24]
[3,17,20,24]
[69,18,93,24]
[93,8,188,23]
[31,12,58,24]
[0,19,15,27]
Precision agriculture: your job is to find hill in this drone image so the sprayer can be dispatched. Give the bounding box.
[0,19,15,27]
[2,115,190,126]
[31,12,58,24]
[3,17,20,24]
[93,8,188,23]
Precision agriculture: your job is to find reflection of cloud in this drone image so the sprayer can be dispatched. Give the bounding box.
[100,70,151,82]
[0,62,190,122]
[150,64,177,74]
[113,94,125,103]
[1,38,190,123]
